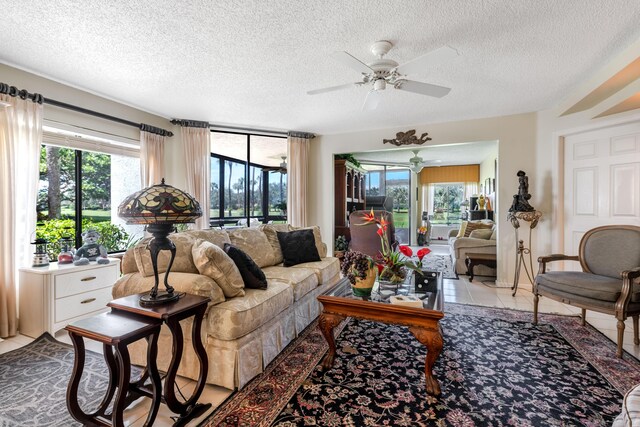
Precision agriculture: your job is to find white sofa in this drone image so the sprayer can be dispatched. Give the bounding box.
[448,221,497,277]
[112,224,340,390]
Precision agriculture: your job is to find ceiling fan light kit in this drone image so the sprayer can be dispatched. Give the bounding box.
[308,40,458,109]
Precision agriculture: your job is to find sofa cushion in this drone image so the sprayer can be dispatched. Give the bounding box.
[463,221,493,237]
[133,233,198,277]
[184,229,231,249]
[262,266,318,300]
[612,383,640,427]
[277,229,321,266]
[112,272,225,305]
[289,258,340,285]
[192,240,245,298]
[290,225,327,258]
[224,243,268,290]
[535,271,636,302]
[455,222,468,238]
[121,249,138,274]
[259,223,292,264]
[206,280,293,340]
[227,227,277,268]
[469,229,493,240]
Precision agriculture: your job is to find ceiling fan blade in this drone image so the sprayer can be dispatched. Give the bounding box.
[396,80,451,98]
[362,90,381,111]
[307,82,359,95]
[331,51,373,75]
[394,45,458,76]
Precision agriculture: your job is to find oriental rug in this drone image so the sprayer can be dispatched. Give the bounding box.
[203,304,640,427]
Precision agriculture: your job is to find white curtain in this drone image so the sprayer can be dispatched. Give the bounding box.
[139,131,165,187]
[420,183,433,218]
[0,94,42,338]
[287,134,311,227]
[183,127,211,229]
[464,182,478,201]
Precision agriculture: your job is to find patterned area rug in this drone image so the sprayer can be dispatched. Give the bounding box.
[421,254,457,280]
[0,333,117,426]
[203,304,640,426]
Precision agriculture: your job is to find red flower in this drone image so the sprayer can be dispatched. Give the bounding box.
[399,245,413,257]
[376,227,384,236]
[417,247,431,261]
[362,209,376,223]
[376,263,384,275]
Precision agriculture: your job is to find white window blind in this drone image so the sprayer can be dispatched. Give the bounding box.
[42,121,139,157]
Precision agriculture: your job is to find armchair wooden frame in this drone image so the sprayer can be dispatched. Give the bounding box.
[533,225,640,358]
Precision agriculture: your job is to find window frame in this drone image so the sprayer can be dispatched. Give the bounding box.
[209,130,287,227]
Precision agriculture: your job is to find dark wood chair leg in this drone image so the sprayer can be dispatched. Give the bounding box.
[634,316,640,345]
[581,309,586,326]
[617,320,625,358]
[533,294,539,325]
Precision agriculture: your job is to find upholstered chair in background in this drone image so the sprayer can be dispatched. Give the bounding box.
[533,225,640,358]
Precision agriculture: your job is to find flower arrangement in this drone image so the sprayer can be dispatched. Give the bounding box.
[417,226,428,235]
[361,210,428,283]
[340,250,375,285]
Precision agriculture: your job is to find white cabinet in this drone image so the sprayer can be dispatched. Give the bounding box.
[19,260,120,338]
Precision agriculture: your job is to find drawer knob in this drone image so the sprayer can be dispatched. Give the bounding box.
[80,298,97,304]
[80,276,97,282]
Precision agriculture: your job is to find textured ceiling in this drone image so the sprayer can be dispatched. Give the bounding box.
[1,1,639,135]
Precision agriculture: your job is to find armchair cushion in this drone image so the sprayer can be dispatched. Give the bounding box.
[536,271,639,303]
[469,229,493,240]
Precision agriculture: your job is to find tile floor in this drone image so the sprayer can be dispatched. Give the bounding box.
[2,247,639,425]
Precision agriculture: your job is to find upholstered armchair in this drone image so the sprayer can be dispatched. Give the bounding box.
[533,225,640,358]
[348,210,397,260]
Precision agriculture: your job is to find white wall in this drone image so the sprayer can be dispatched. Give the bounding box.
[309,112,538,285]
[0,63,184,187]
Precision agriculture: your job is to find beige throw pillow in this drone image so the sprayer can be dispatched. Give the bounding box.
[228,227,277,268]
[259,223,292,264]
[192,239,245,298]
[469,229,493,240]
[133,233,199,277]
[463,221,494,237]
[456,221,468,238]
[290,225,327,258]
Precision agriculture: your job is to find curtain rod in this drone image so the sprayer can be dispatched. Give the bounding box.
[170,118,315,138]
[0,82,174,137]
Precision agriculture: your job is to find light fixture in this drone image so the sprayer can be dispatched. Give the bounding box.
[410,162,423,174]
[31,237,50,267]
[374,79,386,91]
[118,179,202,305]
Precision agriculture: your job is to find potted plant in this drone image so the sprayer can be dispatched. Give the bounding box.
[340,250,376,297]
[417,225,428,246]
[334,235,348,260]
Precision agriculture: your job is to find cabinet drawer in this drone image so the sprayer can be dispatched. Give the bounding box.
[55,287,113,323]
[55,264,118,299]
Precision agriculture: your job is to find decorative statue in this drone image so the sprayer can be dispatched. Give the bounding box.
[383,129,432,146]
[508,170,535,212]
[73,229,110,266]
[478,194,486,210]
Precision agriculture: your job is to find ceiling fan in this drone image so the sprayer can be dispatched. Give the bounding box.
[356,150,440,173]
[308,41,458,110]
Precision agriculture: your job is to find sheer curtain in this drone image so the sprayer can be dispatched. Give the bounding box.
[0,94,42,338]
[287,133,312,227]
[182,126,211,229]
[139,130,165,187]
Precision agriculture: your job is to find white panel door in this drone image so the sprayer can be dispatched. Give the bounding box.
[564,122,640,257]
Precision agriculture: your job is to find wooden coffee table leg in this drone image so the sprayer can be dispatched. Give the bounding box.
[409,325,444,396]
[318,312,346,370]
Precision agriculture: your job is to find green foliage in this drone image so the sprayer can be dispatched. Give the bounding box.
[335,154,361,168]
[335,235,349,251]
[36,218,133,262]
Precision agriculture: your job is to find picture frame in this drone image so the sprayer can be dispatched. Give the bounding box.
[484,178,491,194]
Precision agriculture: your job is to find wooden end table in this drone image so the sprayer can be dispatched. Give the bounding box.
[66,311,162,427]
[465,252,497,282]
[317,276,444,396]
[108,293,211,426]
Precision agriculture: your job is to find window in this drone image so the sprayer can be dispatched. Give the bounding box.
[36,127,143,260]
[210,132,287,226]
[431,183,464,225]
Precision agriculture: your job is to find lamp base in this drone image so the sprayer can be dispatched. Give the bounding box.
[139,291,181,306]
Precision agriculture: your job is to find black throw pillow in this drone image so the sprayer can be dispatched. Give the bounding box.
[277,229,321,267]
[223,243,268,290]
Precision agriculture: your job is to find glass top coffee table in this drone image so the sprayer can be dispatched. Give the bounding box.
[317,273,444,395]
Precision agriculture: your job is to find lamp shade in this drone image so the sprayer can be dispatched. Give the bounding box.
[117,179,202,225]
